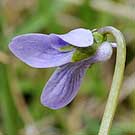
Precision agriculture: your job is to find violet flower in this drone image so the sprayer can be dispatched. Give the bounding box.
[9,28,113,109]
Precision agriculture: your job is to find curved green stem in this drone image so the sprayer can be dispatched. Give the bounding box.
[97,26,126,135]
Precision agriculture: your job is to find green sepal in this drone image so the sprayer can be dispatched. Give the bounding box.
[93,32,104,43]
[72,43,100,62]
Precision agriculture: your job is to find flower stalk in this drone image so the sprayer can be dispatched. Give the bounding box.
[97,26,126,135]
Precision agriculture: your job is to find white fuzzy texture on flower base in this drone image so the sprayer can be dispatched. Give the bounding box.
[94,42,113,62]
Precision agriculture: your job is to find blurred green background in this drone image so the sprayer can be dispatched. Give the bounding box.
[0,0,135,135]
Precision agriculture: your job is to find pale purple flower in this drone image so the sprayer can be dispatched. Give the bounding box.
[9,28,113,109]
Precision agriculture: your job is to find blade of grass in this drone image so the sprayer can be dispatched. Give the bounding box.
[0,64,19,135]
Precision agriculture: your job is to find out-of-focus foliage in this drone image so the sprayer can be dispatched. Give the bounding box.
[0,0,135,135]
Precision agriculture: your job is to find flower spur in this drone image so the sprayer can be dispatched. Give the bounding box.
[9,28,113,109]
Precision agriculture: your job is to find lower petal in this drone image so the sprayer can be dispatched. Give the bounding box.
[40,62,88,109]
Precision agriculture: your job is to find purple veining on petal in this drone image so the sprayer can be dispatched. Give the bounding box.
[40,62,89,109]
[40,41,113,109]
[52,28,94,47]
[8,28,114,110]
[9,34,74,68]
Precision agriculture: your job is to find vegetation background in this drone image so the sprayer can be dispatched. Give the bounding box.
[0,0,135,135]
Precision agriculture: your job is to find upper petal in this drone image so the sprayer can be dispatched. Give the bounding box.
[9,34,74,68]
[40,62,88,109]
[52,28,94,47]
[49,34,69,49]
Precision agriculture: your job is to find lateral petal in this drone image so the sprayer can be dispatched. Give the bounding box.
[9,34,74,68]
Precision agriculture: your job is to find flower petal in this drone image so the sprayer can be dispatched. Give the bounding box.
[40,62,88,109]
[92,41,113,62]
[49,34,69,49]
[9,34,74,68]
[52,28,94,47]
